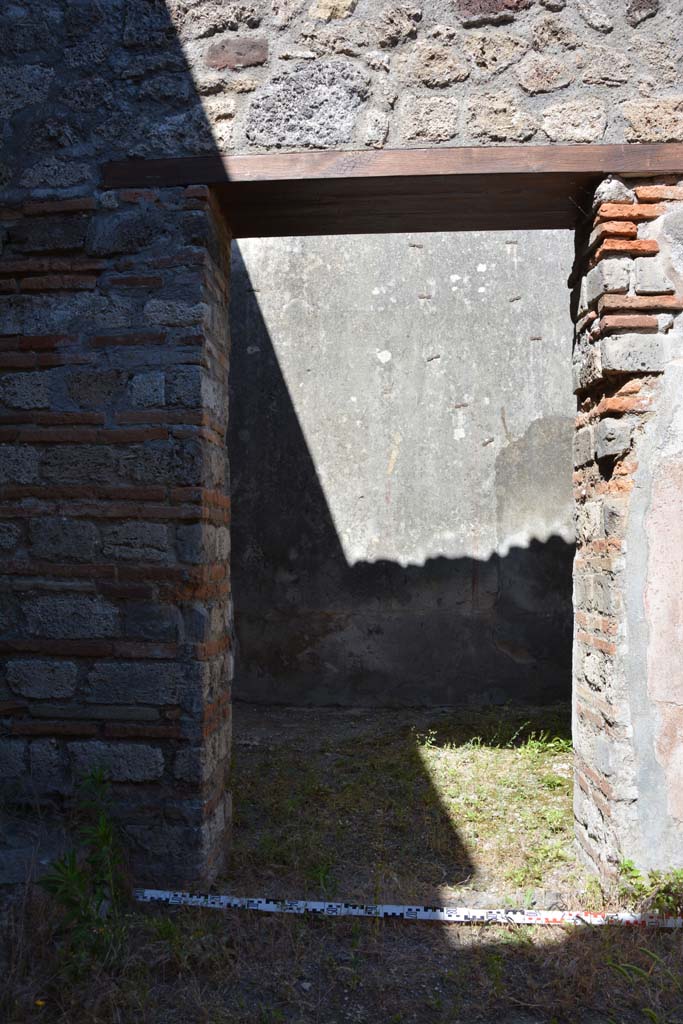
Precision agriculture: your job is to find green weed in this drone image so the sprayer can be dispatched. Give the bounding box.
[618,860,683,916]
[39,769,128,978]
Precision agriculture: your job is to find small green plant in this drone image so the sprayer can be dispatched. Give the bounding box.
[40,768,128,977]
[413,727,438,749]
[305,856,337,896]
[618,860,683,917]
[519,730,573,758]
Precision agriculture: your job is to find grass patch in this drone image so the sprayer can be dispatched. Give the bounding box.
[227,705,576,901]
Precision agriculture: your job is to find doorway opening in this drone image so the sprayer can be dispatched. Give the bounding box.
[223,226,578,914]
[228,229,575,710]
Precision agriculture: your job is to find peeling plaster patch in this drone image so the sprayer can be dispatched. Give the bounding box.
[376,349,392,363]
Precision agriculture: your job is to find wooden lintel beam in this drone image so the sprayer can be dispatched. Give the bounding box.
[102,144,683,189]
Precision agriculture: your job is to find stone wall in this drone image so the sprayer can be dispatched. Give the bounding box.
[229,230,575,707]
[0,186,233,885]
[572,177,683,874]
[1,0,682,207]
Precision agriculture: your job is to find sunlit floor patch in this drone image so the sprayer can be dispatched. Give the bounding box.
[227,703,583,907]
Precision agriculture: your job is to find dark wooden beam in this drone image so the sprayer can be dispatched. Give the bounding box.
[101,144,683,237]
[103,144,683,187]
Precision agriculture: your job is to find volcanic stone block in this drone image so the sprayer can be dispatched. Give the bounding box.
[586,259,631,306]
[246,61,370,148]
[633,258,675,295]
[101,522,171,562]
[573,425,594,467]
[23,595,120,639]
[29,517,101,562]
[600,334,665,374]
[68,741,165,782]
[86,209,164,257]
[7,659,78,699]
[595,417,634,459]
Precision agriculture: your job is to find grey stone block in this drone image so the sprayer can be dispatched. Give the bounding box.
[29,517,100,562]
[174,735,228,783]
[123,601,181,641]
[0,445,40,484]
[123,0,172,48]
[176,523,230,564]
[633,257,675,295]
[29,740,70,793]
[575,500,603,545]
[0,523,21,552]
[596,417,633,459]
[1,293,137,337]
[575,568,622,617]
[0,63,54,119]
[626,0,659,26]
[68,368,126,409]
[42,445,116,485]
[143,299,207,326]
[246,60,370,148]
[577,0,613,32]
[573,333,603,392]
[9,215,87,253]
[69,741,165,782]
[573,425,594,467]
[592,177,636,208]
[166,365,224,416]
[86,661,193,706]
[176,523,207,564]
[0,372,50,410]
[86,209,163,256]
[603,498,628,538]
[119,441,173,485]
[586,259,631,307]
[0,740,26,779]
[179,210,211,247]
[23,596,119,639]
[7,659,78,699]
[166,365,203,407]
[102,522,170,562]
[600,333,665,374]
[127,371,165,407]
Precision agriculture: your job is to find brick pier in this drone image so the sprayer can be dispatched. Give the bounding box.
[0,187,232,885]
[572,179,683,875]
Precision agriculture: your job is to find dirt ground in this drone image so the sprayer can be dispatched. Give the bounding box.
[2,703,683,1024]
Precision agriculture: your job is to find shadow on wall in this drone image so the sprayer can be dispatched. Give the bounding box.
[228,244,575,708]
